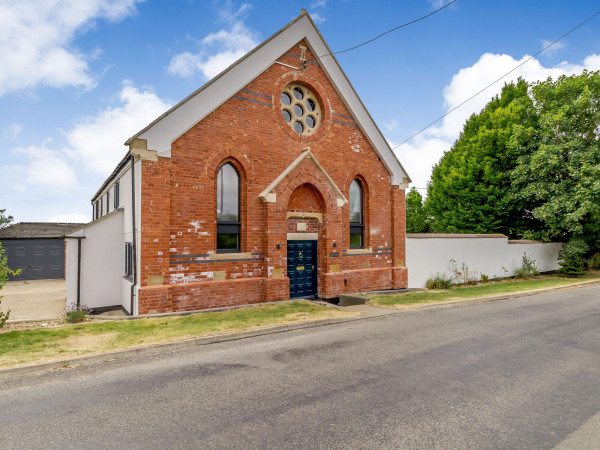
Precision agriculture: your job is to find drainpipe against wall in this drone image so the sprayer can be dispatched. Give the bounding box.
[77,238,82,308]
[130,153,137,316]
[64,236,85,309]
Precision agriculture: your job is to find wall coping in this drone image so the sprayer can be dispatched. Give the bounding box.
[407,233,508,239]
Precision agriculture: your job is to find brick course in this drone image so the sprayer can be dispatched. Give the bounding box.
[137,40,407,313]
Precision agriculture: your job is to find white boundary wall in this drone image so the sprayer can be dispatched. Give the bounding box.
[406,234,563,289]
[66,209,125,310]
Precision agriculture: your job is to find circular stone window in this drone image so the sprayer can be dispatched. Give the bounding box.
[280,83,321,136]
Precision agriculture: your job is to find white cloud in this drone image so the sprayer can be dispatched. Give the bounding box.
[541,39,565,56]
[2,123,22,138]
[383,119,399,133]
[1,81,171,221]
[311,0,327,7]
[0,0,143,96]
[393,52,600,191]
[9,144,79,192]
[428,0,446,8]
[9,124,22,137]
[47,212,90,223]
[218,2,252,22]
[168,5,260,80]
[66,82,172,174]
[309,12,327,24]
[390,136,448,190]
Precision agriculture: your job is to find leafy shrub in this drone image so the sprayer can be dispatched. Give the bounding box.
[65,306,89,324]
[0,242,20,328]
[480,274,490,283]
[0,299,9,329]
[558,239,587,277]
[588,253,600,270]
[514,253,540,279]
[449,259,478,285]
[426,273,453,289]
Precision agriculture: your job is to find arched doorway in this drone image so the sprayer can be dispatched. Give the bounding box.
[286,184,324,298]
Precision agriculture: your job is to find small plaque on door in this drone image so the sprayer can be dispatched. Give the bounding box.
[296,266,305,271]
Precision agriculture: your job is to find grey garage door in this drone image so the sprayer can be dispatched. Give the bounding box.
[1,239,64,280]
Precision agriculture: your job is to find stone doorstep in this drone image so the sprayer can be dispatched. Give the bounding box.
[338,294,369,307]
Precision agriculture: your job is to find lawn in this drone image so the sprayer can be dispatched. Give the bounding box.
[369,272,600,307]
[0,301,355,368]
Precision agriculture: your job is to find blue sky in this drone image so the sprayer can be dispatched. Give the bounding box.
[1,0,599,223]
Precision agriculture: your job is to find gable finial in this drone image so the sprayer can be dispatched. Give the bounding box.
[300,9,308,15]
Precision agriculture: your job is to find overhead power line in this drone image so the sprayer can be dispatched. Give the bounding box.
[319,0,457,58]
[390,9,600,152]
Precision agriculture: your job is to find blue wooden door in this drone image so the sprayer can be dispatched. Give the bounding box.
[287,240,317,298]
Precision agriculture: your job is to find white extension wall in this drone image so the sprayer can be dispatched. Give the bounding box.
[406,234,563,289]
[65,157,141,314]
[65,209,125,310]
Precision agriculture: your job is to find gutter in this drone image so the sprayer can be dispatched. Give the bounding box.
[130,154,137,316]
[91,152,131,202]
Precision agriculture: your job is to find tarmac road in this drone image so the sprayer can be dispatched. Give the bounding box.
[1,284,599,449]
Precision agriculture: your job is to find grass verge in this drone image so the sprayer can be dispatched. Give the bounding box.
[0,301,355,369]
[369,273,600,308]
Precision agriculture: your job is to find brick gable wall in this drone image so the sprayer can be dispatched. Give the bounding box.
[137,41,407,314]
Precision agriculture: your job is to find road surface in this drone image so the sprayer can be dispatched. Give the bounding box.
[1,284,599,449]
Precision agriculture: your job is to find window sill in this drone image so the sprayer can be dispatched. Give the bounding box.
[346,247,372,255]
[210,252,252,260]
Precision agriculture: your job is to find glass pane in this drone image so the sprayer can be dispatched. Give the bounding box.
[305,99,315,112]
[293,121,304,134]
[217,233,239,251]
[293,104,303,117]
[217,163,239,222]
[306,116,315,128]
[350,233,362,248]
[281,92,291,105]
[282,109,291,122]
[293,87,303,100]
[349,179,362,224]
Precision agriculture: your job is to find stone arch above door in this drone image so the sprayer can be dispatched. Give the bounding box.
[258,148,347,213]
[287,183,324,240]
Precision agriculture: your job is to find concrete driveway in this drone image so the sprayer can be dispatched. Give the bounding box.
[1,279,65,321]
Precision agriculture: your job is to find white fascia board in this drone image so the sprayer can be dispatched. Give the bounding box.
[134,17,312,158]
[131,13,410,185]
[300,21,410,185]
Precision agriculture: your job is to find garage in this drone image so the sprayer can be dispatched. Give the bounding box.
[0,223,84,281]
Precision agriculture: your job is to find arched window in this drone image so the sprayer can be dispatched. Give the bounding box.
[217,163,240,252]
[349,179,364,248]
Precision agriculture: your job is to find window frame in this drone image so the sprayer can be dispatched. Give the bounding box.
[106,191,110,214]
[124,242,133,280]
[349,178,364,249]
[114,181,120,210]
[216,162,241,253]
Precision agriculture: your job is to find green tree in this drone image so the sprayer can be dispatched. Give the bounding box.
[0,209,13,230]
[0,243,18,327]
[405,187,430,233]
[510,70,600,275]
[426,79,540,237]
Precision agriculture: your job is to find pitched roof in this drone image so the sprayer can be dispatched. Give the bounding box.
[125,11,410,186]
[0,222,86,239]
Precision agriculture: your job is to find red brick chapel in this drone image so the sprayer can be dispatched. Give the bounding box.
[118,11,410,314]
